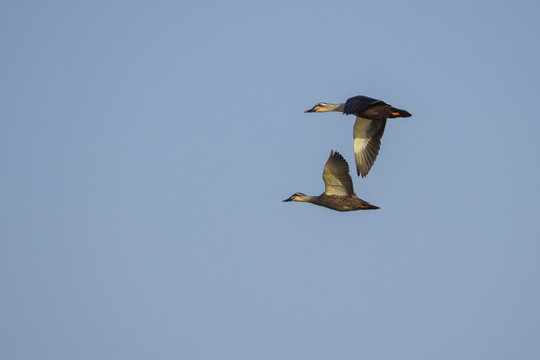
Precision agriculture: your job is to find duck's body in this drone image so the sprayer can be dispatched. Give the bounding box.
[289,193,379,212]
[343,95,411,120]
[283,150,379,212]
[305,95,411,177]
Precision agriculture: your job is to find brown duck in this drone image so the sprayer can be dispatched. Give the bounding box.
[305,95,412,178]
[283,150,379,212]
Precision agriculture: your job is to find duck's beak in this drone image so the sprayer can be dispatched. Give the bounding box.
[304,107,316,113]
[282,197,293,202]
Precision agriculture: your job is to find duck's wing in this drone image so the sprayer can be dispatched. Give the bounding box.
[344,95,385,116]
[323,150,355,196]
[353,117,387,178]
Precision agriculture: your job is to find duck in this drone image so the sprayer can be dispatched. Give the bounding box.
[283,150,379,212]
[305,95,411,178]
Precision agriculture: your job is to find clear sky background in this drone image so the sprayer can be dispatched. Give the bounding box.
[2,1,540,359]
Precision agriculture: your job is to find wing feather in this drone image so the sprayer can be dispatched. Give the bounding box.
[323,151,355,196]
[353,117,387,177]
[344,95,385,116]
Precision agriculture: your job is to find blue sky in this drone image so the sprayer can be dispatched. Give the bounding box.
[2,1,540,359]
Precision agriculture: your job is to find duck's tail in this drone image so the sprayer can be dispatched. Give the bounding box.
[388,107,412,118]
[360,201,380,210]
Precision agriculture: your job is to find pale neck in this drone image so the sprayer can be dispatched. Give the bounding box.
[293,195,317,203]
[323,103,345,112]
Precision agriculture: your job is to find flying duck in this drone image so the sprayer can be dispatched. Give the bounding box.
[283,150,379,211]
[305,95,411,177]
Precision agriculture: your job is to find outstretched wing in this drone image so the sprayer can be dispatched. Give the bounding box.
[353,117,387,177]
[344,95,385,116]
[323,150,355,196]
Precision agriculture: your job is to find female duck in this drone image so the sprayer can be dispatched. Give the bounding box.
[283,150,379,212]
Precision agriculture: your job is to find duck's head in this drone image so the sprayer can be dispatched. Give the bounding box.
[282,192,307,202]
[304,102,332,113]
